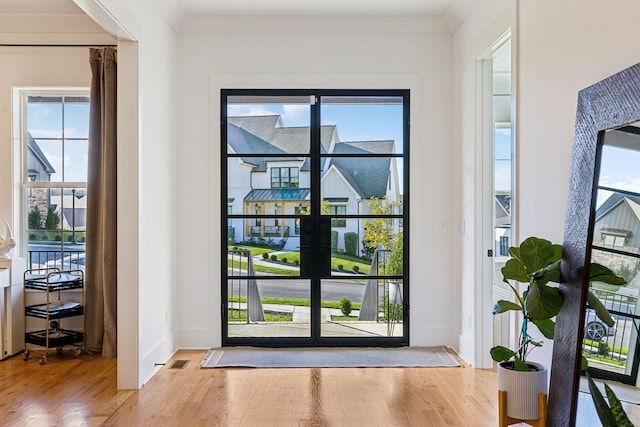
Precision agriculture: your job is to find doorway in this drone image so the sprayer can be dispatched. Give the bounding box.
[221,89,409,346]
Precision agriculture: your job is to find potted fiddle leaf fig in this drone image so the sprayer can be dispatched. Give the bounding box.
[490,236,625,421]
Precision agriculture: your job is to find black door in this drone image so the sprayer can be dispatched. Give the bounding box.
[222,89,409,346]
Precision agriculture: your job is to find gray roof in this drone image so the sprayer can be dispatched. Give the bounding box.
[62,207,86,228]
[330,142,391,199]
[244,188,311,202]
[228,115,337,154]
[228,115,396,199]
[227,124,290,171]
[596,192,640,220]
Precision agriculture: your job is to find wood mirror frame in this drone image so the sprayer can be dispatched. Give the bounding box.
[547,62,640,425]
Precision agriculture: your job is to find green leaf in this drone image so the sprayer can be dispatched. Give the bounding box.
[589,263,627,286]
[492,300,522,315]
[586,372,617,427]
[501,258,529,283]
[525,282,563,320]
[587,291,615,327]
[534,260,561,285]
[508,246,521,261]
[490,346,515,362]
[514,357,529,372]
[581,356,589,371]
[519,237,559,274]
[604,384,635,427]
[532,318,555,339]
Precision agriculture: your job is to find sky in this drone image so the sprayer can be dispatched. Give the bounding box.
[27,99,89,183]
[597,143,640,207]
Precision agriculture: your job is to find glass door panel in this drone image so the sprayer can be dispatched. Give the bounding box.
[223,90,408,346]
[227,278,311,338]
[584,131,640,384]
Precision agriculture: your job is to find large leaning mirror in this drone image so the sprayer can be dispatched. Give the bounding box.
[547,63,640,424]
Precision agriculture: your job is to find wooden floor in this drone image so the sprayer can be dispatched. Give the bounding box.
[0,349,638,426]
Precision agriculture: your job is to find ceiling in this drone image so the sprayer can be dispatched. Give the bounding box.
[179,0,452,16]
[0,0,83,14]
[0,0,474,26]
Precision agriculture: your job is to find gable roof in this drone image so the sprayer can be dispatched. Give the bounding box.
[330,142,392,199]
[27,132,56,174]
[227,123,289,171]
[596,192,640,222]
[227,115,396,199]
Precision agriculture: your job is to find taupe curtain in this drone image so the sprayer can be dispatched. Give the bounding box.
[86,47,117,358]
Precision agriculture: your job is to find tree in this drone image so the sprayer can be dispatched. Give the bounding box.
[28,206,42,229]
[362,197,401,251]
[386,231,403,276]
[44,208,60,230]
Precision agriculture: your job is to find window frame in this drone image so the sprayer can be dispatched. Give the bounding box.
[17,88,90,265]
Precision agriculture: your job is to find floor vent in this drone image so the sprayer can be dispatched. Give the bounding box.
[168,360,189,369]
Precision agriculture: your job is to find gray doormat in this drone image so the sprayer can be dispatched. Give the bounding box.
[200,346,460,368]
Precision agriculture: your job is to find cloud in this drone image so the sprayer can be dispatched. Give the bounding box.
[494,165,511,192]
[282,104,309,122]
[228,105,277,117]
[599,176,640,194]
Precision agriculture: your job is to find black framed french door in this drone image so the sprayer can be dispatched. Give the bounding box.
[221,89,409,346]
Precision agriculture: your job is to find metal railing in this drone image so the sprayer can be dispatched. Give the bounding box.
[27,250,85,271]
[582,288,639,377]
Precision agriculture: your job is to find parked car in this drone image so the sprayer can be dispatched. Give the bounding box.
[584,316,615,341]
[584,300,635,341]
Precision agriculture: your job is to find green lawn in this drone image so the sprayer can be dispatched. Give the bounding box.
[228,295,362,310]
[228,309,292,322]
[275,251,371,274]
[228,245,273,256]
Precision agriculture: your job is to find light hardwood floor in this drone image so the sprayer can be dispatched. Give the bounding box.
[0,350,638,426]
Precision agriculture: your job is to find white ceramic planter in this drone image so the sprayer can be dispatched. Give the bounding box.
[497,361,547,420]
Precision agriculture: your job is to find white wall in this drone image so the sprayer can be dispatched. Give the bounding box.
[71,0,179,386]
[452,0,516,368]
[175,16,456,349]
[455,0,640,372]
[115,1,178,385]
[517,0,640,371]
[0,47,92,238]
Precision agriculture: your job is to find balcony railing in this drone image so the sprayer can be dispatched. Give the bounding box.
[27,250,85,271]
[582,288,639,381]
[249,226,289,237]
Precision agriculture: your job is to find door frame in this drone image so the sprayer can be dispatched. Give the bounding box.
[220,88,410,347]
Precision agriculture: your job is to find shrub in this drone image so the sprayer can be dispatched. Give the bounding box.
[344,232,358,257]
[68,235,74,242]
[352,265,360,273]
[598,342,610,356]
[28,206,42,229]
[340,297,352,316]
[337,264,344,271]
[29,233,36,240]
[331,231,338,253]
[281,257,288,264]
[55,235,61,241]
[293,260,300,265]
[270,254,278,261]
[41,235,49,241]
[263,253,269,260]
[44,207,60,230]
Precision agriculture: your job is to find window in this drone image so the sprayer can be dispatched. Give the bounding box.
[271,167,299,188]
[603,233,625,250]
[328,205,346,227]
[20,91,89,270]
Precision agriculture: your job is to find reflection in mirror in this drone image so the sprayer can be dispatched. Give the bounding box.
[584,122,640,385]
[550,63,640,425]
